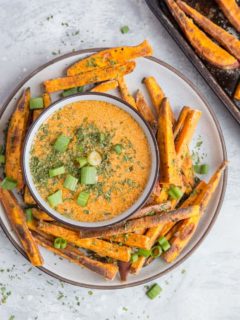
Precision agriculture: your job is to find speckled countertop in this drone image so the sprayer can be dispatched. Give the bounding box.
[0,1,240,319]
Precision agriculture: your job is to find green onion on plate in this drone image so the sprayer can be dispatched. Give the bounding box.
[0,177,17,190]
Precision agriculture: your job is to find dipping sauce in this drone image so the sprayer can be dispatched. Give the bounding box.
[30,100,151,222]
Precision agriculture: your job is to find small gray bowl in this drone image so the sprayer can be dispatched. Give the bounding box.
[23,93,159,229]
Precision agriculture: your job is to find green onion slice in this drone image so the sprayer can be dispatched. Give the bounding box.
[137,248,151,258]
[146,284,162,300]
[81,166,97,185]
[113,144,122,154]
[62,87,78,97]
[158,236,171,252]
[47,190,62,208]
[151,245,162,258]
[194,164,209,175]
[30,97,44,110]
[0,155,5,164]
[168,186,183,200]
[87,151,102,166]
[77,191,90,207]
[49,166,65,178]
[130,253,139,263]
[25,208,33,222]
[54,237,67,249]
[78,86,84,93]
[63,174,78,191]
[54,134,70,152]
[76,157,88,168]
[0,177,17,190]
[99,133,105,143]
[120,25,129,34]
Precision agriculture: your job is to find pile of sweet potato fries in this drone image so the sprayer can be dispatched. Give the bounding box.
[0,40,227,281]
[165,0,240,100]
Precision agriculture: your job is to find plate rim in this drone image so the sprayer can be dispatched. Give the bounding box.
[0,48,228,289]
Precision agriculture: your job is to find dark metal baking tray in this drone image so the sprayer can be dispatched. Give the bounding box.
[145,0,240,123]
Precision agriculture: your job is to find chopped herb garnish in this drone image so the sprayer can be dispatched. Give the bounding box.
[120,25,130,34]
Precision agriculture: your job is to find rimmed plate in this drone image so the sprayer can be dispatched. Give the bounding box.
[0,48,227,289]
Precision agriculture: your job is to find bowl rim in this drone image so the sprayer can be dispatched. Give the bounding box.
[22,92,160,229]
[0,48,228,289]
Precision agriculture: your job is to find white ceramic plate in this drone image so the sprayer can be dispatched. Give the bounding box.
[0,48,227,289]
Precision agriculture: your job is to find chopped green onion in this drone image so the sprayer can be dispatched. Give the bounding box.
[78,144,84,153]
[54,237,67,249]
[113,144,122,154]
[0,155,5,164]
[130,253,139,263]
[146,284,162,300]
[77,191,90,207]
[200,164,209,174]
[54,134,70,152]
[151,245,162,258]
[62,87,78,97]
[63,174,78,191]
[78,86,84,93]
[76,157,88,168]
[158,236,171,252]
[99,133,105,143]
[120,25,129,34]
[0,177,17,190]
[168,186,183,200]
[137,248,151,258]
[194,164,209,175]
[25,208,33,222]
[47,190,62,208]
[87,151,102,166]
[81,166,97,185]
[30,97,44,110]
[49,166,65,178]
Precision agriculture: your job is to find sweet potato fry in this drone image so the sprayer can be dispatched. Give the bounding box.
[198,161,228,211]
[38,221,131,262]
[174,107,196,191]
[135,90,157,128]
[33,232,118,280]
[5,88,31,190]
[23,187,36,205]
[104,233,151,249]
[234,82,240,100]
[130,202,171,219]
[118,76,136,108]
[79,205,200,238]
[0,185,43,266]
[151,186,169,205]
[157,98,182,186]
[177,1,240,60]
[44,61,136,93]
[31,208,54,221]
[173,106,190,139]
[163,163,227,263]
[175,109,201,159]
[33,93,52,121]
[26,93,52,202]
[216,0,240,32]
[90,80,118,92]
[143,76,165,115]
[67,40,152,76]
[165,0,239,69]
[131,181,207,273]
[118,261,131,281]
[159,181,207,237]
